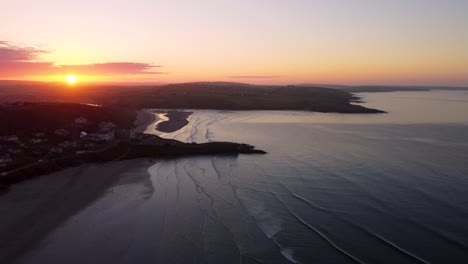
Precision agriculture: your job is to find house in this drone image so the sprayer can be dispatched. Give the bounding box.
[80,131,88,138]
[115,129,136,139]
[54,129,70,137]
[86,131,115,142]
[0,135,19,142]
[59,141,78,149]
[30,138,44,144]
[84,142,96,149]
[8,148,22,154]
[50,146,63,154]
[32,132,46,138]
[0,154,12,165]
[99,121,117,131]
[74,117,88,125]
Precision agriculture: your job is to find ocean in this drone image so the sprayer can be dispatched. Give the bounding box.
[19,90,468,263]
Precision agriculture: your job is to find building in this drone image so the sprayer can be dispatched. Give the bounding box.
[80,131,88,138]
[0,135,19,142]
[59,141,78,149]
[0,154,12,165]
[30,138,44,144]
[8,148,22,154]
[115,129,136,139]
[54,129,70,137]
[50,146,63,154]
[74,117,88,125]
[84,142,96,149]
[86,131,115,142]
[32,132,46,138]
[99,121,117,131]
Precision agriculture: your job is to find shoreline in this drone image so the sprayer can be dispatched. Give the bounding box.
[0,160,149,264]
[0,110,157,263]
[155,110,193,133]
[0,108,266,263]
[134,109,158,133]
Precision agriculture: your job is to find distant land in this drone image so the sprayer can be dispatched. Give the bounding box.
[298,83,468,93]
[0,81,383,113]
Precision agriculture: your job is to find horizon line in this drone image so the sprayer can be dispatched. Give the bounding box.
[1,79,468,88]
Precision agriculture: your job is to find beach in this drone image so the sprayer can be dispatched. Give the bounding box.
[155,110,193,133]
[133,109,157,133]
[134,109,192,134]
[0,159,152,263]
[0,104,158,259]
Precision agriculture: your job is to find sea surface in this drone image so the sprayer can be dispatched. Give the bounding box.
[20,91,468,263]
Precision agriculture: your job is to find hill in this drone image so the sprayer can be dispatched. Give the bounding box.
[298,83,468,93]
[0,102,136,136]
[0,81,384,113]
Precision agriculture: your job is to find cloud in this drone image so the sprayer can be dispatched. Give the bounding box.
[230,75,280,79]
[0,41,164,78]
[0,41,48,62]
[58,62,162,75]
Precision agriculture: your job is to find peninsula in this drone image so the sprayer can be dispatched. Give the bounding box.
[0,81,385,113]
[0,102,264,190]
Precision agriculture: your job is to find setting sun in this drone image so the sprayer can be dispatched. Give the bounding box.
[66,75,78,84]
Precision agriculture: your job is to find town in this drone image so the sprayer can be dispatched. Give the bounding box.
[0,113,139,173]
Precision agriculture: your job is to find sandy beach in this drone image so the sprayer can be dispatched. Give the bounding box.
[0,111,158,264]
[134,109,193,134]
[155,110,193,133]
[133,109,158,133]
[0,160,152,264]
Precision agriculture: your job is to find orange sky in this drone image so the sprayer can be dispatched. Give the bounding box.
[1,0,467,86]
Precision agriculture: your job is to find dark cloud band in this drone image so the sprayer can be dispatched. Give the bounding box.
[0,41,162,77]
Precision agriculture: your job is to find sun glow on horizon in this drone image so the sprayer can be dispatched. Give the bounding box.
[66,75,78,84]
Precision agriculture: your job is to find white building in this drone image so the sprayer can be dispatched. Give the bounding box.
[80,131,88,138]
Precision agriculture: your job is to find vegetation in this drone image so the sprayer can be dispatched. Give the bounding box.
[0,81,385,113]
[0,137,264,187]
[0,102,136,136]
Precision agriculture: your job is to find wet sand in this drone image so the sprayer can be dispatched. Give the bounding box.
[0,109,190,263]
[156,110,193,133]
[0,160,152,264]
[134,109,158,133]
[0,109,157,264]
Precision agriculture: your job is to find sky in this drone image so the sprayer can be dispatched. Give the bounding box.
[1,0,467,85]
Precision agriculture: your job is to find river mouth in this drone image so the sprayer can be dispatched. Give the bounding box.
[154,110,193,133]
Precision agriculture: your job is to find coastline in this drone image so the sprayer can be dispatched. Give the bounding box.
[0,108,267,263]
[0,111,158,263]
[134,109,158,133]
[155,110,193,133]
